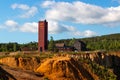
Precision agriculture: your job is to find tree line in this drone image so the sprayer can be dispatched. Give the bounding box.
[0,33,120,52]
[0,42,38,52]
[82,33,120,51]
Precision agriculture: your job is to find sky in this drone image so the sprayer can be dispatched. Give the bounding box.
[0,0,120,43]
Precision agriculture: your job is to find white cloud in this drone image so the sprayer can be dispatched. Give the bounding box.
[20,7,38,18]
[20,22,38,33]
[19,21,68,34]
[18,21,69,34]
[48,21,68,34]
[83,30,96,37]
[11,3,30,10]
[48,21,96,37]
[43,1,120,26]
[2,20,96,37]
[11,3,38,18]
[4,20,18,31]
[42,0,55,8]
[67,27,96,37]
[73,30,96,37]
[41,1,100,37]
[5,20,18,26]
[2,20,38,33]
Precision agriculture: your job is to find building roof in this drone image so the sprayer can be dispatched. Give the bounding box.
[55,43,65,47]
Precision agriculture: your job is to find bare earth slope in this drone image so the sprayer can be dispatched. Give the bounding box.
[0,56,100,80]
[0,64,44,80]
[36,56,98,80]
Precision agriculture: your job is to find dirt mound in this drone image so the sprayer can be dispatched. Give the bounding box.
[0,57,40,70]
[36,56,98,80]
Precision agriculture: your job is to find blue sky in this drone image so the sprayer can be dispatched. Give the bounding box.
[0,0,120,43]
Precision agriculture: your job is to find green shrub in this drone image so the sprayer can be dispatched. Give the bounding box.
[88,61,117,80]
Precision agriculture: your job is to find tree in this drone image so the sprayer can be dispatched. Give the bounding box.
[69,38,75,46]
[48,36,55,51]
[13,43,17,52]
[1,44,7,52]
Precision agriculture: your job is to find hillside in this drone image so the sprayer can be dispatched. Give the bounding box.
[82,33,120,40]
[82,33,120,51]
[55,33,120,51]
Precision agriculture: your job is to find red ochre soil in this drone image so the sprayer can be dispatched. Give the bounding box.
[0,56,99,80]
[36,56,99,80]
[0,57,43,80]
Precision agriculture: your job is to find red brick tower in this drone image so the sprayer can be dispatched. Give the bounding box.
[38,20,48,52]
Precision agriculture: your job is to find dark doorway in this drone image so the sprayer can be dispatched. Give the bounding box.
[40,47,42,52]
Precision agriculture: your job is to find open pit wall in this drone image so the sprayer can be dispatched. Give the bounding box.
[0,57,40,71]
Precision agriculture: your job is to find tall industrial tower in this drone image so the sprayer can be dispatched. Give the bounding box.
[38,20,48,52]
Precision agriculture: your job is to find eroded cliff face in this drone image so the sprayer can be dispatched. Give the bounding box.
[36,56,98,80]
[0,53,100,70]
[0,52,119,71]
[0,51,119,79]
[68,51,120,79]
[67,51,120,68]
[0,57,40,71]
[0,57,18,68]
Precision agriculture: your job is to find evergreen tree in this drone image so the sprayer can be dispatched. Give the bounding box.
[13,43,17,52]
[48,36,55,51]
[69,38,75,46]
